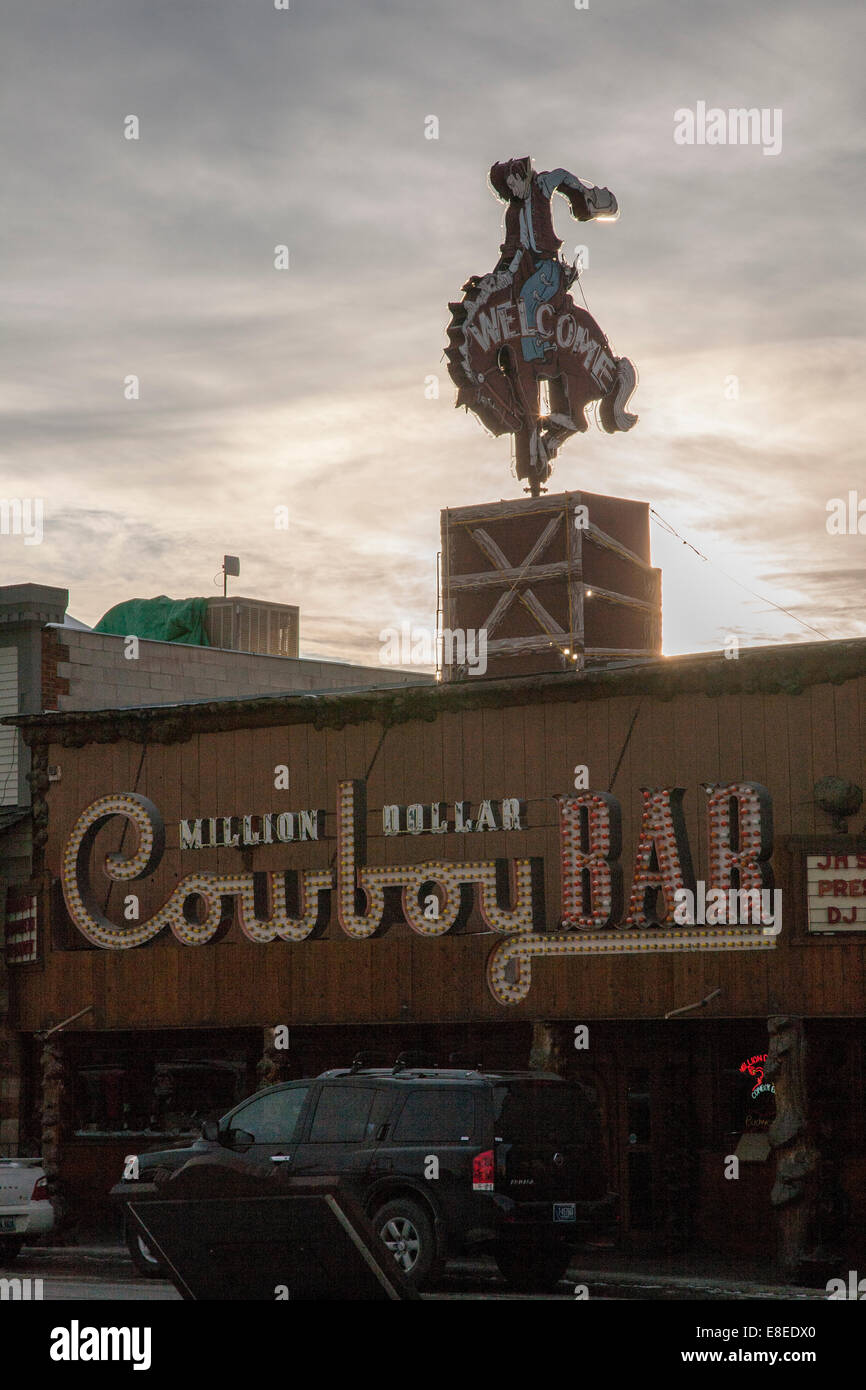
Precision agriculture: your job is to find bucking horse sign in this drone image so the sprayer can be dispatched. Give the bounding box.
[446,156,638,496]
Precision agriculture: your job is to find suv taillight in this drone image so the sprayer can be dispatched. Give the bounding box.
[31,1176,50,1202]
[472,1150,494,1192]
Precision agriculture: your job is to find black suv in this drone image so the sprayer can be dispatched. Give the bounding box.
[111,1056,617,1291]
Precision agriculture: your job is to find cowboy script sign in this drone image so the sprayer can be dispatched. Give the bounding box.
[61,780,777,1005]
[446,156,639,497]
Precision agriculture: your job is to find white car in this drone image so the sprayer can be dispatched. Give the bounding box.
[0,1159,54,1262]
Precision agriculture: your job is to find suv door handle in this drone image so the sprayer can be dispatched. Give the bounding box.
[270,1154,293,1164]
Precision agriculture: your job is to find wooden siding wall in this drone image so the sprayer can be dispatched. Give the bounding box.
[11,675,866,1031]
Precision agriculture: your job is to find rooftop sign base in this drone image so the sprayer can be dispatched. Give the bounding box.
[440,490,661,680]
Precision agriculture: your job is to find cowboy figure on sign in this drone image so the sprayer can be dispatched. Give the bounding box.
[491,157,618,362]
[446,155,638,496]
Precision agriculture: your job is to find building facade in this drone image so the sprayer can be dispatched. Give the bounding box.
[0,580,428,1160]
[4,638,866,1274]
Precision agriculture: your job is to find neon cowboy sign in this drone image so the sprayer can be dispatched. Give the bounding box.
[739,1053,775,1100]
[61,780,778,1005]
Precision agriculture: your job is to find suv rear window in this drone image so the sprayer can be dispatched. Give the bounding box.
[309,1086,378,1142]
[493,1082,586,1144]
[392,1089,476,1142]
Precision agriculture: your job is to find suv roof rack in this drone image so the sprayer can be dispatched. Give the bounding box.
[315,1064,567,1082]
[392,1050,438,1074]
[348,1051,391,1073]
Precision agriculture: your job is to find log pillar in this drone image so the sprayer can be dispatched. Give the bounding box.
[41,1036,67,1232]
[0,989,22,1156]
[766,1015,820,1280]
[256,1025,293,1090]
[529,1021,566,1075]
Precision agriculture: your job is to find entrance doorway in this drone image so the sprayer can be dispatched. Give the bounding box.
[572,1025,698,1251]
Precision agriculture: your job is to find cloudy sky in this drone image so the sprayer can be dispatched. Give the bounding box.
[2,0,864,665]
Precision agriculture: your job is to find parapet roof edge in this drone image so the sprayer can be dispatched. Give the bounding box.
[6,636,866,747]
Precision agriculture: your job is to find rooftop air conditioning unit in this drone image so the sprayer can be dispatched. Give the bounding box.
[205,598,299,658]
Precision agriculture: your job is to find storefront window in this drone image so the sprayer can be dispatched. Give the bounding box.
[720,1049,776,1142]
[73,1060,242,1136]
[67,1034,254,1137]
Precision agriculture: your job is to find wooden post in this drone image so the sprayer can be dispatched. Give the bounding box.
[529,1021,566,1075]
[766,1015,820,1280]
[256,1025,293,1090]
[0,969,21,1155]
[568,500,585,669]
[40,1036,66,1232]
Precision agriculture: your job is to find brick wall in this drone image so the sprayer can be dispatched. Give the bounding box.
[41,629,70,711]
[52,628,429,712]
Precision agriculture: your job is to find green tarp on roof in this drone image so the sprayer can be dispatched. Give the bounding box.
[94,596,210,646]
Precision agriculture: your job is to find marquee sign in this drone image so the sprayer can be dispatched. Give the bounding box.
[61,781,778,1005]
[177,800,524,847]
[180,810,324,850]
[806,852,866,931]
[445,156,639,497]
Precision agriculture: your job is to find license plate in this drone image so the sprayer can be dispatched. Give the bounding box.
[553,1203,576,1223]
[0,1218,18,1232]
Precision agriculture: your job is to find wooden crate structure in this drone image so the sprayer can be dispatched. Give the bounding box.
[440,490,661,679]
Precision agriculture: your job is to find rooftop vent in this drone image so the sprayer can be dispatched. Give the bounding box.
[204,597,299,658]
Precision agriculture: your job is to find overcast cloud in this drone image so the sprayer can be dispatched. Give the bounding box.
[2,0,864,664]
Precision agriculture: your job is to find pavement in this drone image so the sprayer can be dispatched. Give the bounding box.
[9,1239,832,1300]
[563,1246,832,1300]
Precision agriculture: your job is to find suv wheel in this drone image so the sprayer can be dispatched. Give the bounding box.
[373,1198,439,1290]
[124,1219,165,1277]
[0,1237,24,1264]
[494,1241,573,1292]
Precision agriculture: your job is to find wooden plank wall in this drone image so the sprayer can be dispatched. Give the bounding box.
[11,674,866,1031]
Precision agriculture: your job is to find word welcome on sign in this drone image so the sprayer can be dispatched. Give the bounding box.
[61,780,777,1005]
[467,297,616,395]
